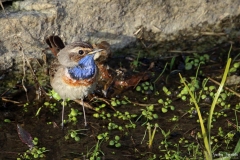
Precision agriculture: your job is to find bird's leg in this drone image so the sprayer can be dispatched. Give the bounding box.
[81,99,87,126]
[61,100,65,129]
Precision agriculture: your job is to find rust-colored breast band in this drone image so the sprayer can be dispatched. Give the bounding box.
[62,75,96,87]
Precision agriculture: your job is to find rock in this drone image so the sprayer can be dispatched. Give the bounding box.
[0,0,240,69]
[226,75,240,86]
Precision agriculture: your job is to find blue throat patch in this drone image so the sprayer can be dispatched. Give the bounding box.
[68,54,96,80]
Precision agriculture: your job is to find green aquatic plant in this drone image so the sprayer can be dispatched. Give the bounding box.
[4,119,11,123]
[158,127,184,159]
[107,122,123,131]
[177,76,201,101]
[179,58,231,160]
[47,89,62,101]
[158,97,174,113]
[110,97,129,107]
[162,86,171,96]
[169,115,179,122]
[114,110,137,121]
[109,135,121,148]
[95,103,107,112]
[65,129,87,142]
[147,123,158,149]
[136,81,154,94]
[36,101,58,117]
[132,51,140,69]
[23,102,29,112]
[67,108,82,125]
[184,53,209,70]
[17,137,48,160]
[136,105,158,125]
[86,132,109,160]
[93,111,111,120]
[229,62,240,73]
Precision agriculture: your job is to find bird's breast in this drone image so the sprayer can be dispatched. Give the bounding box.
[62,74,97,87]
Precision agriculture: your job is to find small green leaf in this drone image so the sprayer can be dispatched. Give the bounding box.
[75,136,80,141]
[4,119,11,123]
[121,100,127,105]
[70,108,78,117]
[185,63,192,70]
[143,86,148,90]
[234,62,240,68]
[51,90,62,101]
[111,101,117,106]
[229,67,236,73]
[115,143,121,147]
[109,140,115,145]
[158,99,164,104]
[35,106,43,116]
[70,131,77,138]
[170,105,175,110]
[153,114,158,119]
[115,135,120,141]
[93,113,99,118]
[162,108,168,113]
[44,102,50,106]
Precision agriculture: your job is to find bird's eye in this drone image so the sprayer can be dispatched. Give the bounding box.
[78,50,84,55]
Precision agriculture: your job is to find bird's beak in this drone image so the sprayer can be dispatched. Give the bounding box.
[88,49,103,60]
[88,49,103,55]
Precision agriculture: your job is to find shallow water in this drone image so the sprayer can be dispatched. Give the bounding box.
[1,44,240,159]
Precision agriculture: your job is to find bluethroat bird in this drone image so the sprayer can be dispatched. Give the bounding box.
[46,36,111,127]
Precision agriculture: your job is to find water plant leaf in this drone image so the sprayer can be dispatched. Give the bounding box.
[162,108,168,113]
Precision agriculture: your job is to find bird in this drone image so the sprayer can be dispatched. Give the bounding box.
[46,36,110,128]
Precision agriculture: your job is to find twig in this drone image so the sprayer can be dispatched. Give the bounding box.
[133,27,142,36]
[2,97,21,104]
[73,99,97,112]
[168,50,197,53]
[90,96,116,111]
[0,88,11,97]
[208,76,240,98]
[226,119,238,130]
[20,47,29,101]
[0,1,6,14]
[201,32,226,36]
[130,101,158,107]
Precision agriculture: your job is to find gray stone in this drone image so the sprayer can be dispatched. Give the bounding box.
[0,0,240,69]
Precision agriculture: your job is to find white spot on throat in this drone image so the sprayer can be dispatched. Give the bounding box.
[64,68,77,82]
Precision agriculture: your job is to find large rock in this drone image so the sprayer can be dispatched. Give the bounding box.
[0,0,240,69]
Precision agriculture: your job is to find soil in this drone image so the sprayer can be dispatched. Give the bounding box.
[0,41,240,160]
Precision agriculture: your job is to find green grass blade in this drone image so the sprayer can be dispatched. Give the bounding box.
[154,62,168,84]
[207,58,231,151]
[233,138,240,154]
[179,73,211,159]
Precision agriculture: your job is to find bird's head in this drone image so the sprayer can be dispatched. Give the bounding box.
[56,41,104,80]
[66,48,103,80]
[57,42,96,67]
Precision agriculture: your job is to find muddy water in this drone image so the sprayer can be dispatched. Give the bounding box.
[0,43,240,159]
